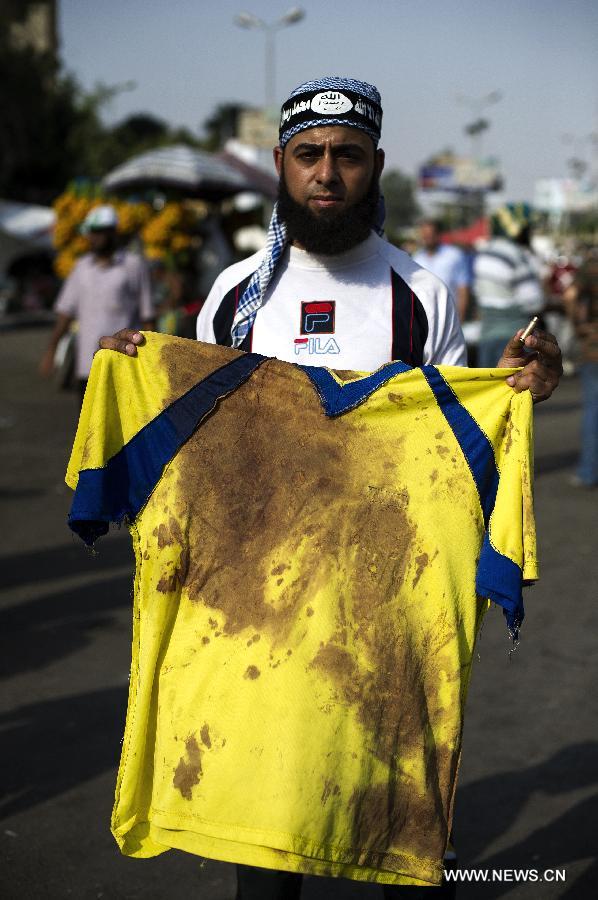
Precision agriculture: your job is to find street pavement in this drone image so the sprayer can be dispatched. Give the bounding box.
[1,326,596,899]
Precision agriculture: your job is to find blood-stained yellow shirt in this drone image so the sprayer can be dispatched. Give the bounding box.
[66,332,537,887]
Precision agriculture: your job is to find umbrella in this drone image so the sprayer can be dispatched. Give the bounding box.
[102,145,253,200]
[217,151,278,201]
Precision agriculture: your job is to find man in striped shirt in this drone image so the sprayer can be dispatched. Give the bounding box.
[473,203,545,367]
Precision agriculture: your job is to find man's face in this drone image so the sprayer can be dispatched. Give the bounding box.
[88,228,116,256]
[419,222,440,252]
[273,126,385,254]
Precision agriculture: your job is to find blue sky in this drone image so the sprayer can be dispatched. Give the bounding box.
[60,0,597,200]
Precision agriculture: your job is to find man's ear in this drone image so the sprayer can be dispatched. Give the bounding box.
[375,148,385,178]
[273,146,283,177]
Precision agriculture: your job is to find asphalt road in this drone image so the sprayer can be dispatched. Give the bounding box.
[1,326,596,899]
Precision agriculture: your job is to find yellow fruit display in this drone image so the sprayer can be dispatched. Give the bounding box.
[52,184,206,278]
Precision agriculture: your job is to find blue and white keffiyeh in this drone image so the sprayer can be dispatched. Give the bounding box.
[230,203,287,348]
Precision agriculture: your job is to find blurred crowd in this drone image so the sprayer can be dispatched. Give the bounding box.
[399,210,596,378]
[6,203,595,376]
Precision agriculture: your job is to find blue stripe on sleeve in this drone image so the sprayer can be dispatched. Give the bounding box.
[476,533,524,637]
[421,365,499,526]
[422,365,524,632]
[69,352,267,546]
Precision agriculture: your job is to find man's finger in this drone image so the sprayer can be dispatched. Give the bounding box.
[522,332,562,367]
[506,358,558,402]
[496,329,531,367]
[497,328,561,370]
[98,330,145,355]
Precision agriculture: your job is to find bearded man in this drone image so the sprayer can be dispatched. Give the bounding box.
[99,77,562,899]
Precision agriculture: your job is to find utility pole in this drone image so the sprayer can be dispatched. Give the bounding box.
[234,8,305,113]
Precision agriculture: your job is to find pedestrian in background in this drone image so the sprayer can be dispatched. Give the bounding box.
[40,204,155,403]
[564,245,598,487]
[473,203,544,368]
[413,219,471,321]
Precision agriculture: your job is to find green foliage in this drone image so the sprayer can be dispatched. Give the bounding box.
[0,24,203,204]
[380,169,420,237]
[201,103,250,151]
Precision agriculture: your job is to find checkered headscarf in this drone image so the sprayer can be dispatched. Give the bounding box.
[230,76,383,349]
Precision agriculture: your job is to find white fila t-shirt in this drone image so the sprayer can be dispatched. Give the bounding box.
[197,233,466,370]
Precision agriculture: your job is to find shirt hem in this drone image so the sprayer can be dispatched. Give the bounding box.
[112,811,443,886]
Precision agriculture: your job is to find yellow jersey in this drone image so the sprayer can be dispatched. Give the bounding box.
[66,332,537,886]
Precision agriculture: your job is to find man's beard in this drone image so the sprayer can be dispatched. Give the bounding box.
[277,169,380,256]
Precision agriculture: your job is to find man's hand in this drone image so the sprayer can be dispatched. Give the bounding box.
[98,329,146,356]
[497,328,563,403]
[39,347,56,378]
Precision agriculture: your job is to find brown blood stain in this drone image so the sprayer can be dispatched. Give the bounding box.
[412,552,429,589]
[521,462,535,565]
[156,523,173,548]
[310,644,361,704]
[200,723,212,749]
[347,780,448,866]
[503,410,519,456]
[173,735,202,800]
[388,392,408,409]
[435,431,445,440]
[153,356,354,645]
[246,634,261,646]
[159,336,248,407]
[244,665,260,680]
[436,445,450,458]
[430,469,439,484]
[150,343,462,864]
[201,636,210,645]
[334,369,364,381]
[156,546,190,593]
[321,779,341,805]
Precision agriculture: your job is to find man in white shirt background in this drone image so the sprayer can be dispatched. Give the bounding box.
[413,219,472,322]
[40,204,155,404]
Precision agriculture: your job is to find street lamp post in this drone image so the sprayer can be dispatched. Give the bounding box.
[454,91,502,224]
[561,132,598,186]
[234,8,305,112]
[456,90,502,160]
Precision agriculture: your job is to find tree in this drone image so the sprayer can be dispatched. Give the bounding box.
[201,103,250,151]
[0,20,203,204]
[0,24,87,202]
[380,169,420,236]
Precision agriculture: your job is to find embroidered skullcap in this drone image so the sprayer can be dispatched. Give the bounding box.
[279,76,383,148]
[230,77,384,349]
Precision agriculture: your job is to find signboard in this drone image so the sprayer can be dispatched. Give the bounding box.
[419,152,503,193]
[238,109,279,150]
[534,177,598,213]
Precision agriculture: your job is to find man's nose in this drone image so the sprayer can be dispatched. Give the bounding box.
[315,154,341,186]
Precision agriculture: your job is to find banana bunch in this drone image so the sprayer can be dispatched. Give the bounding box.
[52,186,206,277]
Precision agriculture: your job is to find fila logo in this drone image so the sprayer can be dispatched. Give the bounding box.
[300,301,335,335]
[294,337,340,355]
